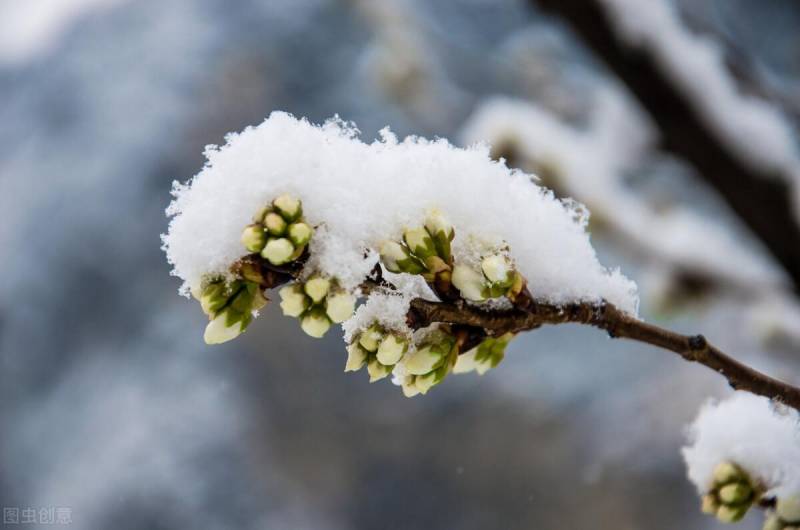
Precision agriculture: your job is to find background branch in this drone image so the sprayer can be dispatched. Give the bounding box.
[531,0,800,293]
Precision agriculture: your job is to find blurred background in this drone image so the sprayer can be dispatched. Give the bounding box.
[1,0,799,528]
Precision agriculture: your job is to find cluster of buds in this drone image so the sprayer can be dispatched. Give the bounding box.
[241,194,313,266]
[701,462,762,523]
[451,253,525,303]
[764,497,800,530]
[453,333,514,375]
[400,328,459,397]
[194,278,267,344]
[345,325,410,382]
[379,210,454,288]
[278,275,356,338]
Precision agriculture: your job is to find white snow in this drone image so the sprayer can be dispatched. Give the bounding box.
[460,93,786,292]
[682,393,800,497]
[598,0,800,193]
[163,112,638,314]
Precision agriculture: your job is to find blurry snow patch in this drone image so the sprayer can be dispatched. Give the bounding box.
[683,393,800,497]
[0,0,130,65]
[164,112,639,314]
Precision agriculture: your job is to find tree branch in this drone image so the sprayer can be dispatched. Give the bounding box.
[408,298,800,410]
[530,0,800,294]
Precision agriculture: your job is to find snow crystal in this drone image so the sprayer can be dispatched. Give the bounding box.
[163,112,638,314]
[682,393,800,497]
[341,291,413,343]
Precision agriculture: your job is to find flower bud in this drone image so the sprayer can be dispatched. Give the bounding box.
[345,343,368,372]
[264,212,288,236]
[288,222,313,247]
[700,494,719,515]
[279,284,310,317]
[452,264,488,301]
[252,204,272,224]
[380,241,425,275]
[273,194,302,222]
[713,462,743,486]
[251,287,268,311]
[401,376,422,398]
[376,334,408,365]
[481,254,514,287]
[367,358,392,382]
[404,344,444,375]
[716,504,748,523]
[261,237,295,265]
[763,515,784,530]
[325,291,356,323]
[413,372,438,394]
[403,227,437,259]
[241,224,267,253]
[358,326,383,352]
[200,281,228,316]
[778,496,800,523]
[204,309,245,344]
[300,308,331,338]
[718,483,752,505]
[304,276,331,304]
[424,209,454,262]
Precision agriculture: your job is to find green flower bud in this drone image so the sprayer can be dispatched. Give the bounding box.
[300,308,331,338]
[701,494,719,515]
[358,326,383,353]
[401,376,421,398]
[325,291,356,323]
[273,194,302,222]
[452,264,488,301]
[345,343,368,372]
[367,358,392,382]
[304,276,331,304]
[288,222,313,247]
[481,254,514,287]
[376,334,408,365]
[252,204,272,224]
[713,461,743,486]
[404,344,444,375]
[279,284,310,317]
[200,281,228,316]
[264,212,288,236]
[413,371,438,394]
[241,224,267,253]
[424,209,454,262]
[716,504,748,523]
[380,241,425,275]
[204,309,245,344]
[252,287,268,311]
[261,237,295,265]
[778,496,800,523]
[719,483,752,505]
[403,227,437,259]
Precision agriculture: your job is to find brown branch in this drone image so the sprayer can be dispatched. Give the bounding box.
[408,298,800,410]
[530,0,800,294]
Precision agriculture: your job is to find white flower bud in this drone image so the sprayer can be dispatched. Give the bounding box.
[264,212,288,236]
[453,349,480,375]
[278,284,310,317]
[304,276,331,303]
[261,237,295,265]
[712,461,742,486]
[424,209,454,239]
[452,264,488,301]
[204,311,244,344]
[380,240,410,273]
[778,496,800,523]
[300,308,331,338]
[367,358,392,382]
[718,483,752,505]
[402,377,421,398]
[716,504,747,523]
[376,334,408,365]
[404,345,443,375]
[481,254,513,286]
[403,227,436,259]
[288,222,313,247]
[414,372,439,394]
[273,194,302,222]
[345,343,368,372]
[241,224,267,253]
[358,326,383,352]
[325,291,356,323]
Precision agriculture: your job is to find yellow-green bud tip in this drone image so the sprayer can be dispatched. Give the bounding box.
[261,238,295,265]
[241,224,267,253]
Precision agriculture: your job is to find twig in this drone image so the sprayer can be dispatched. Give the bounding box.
[408,298,800,410]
